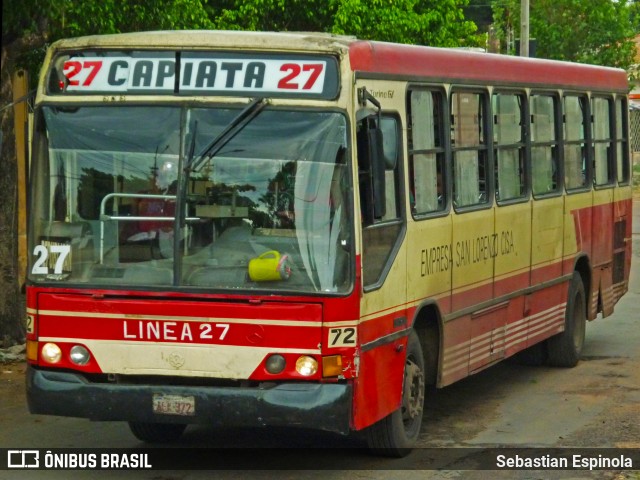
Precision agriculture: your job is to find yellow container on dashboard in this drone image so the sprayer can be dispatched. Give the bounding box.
[248,250,291,282]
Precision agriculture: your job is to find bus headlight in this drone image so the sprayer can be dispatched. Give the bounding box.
[69,345,91,366]
[265,354,286,374]
[41,343,62,364]
[295,356,318,376]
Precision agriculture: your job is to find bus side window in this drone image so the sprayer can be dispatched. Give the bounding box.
[592,96,614,187]
[615,97,630,184]
[379,116,401,221]
[408,89,446,215]
[358,113,404,288]
[451,90,489,208]
[357,114,401,225]
[531,94,560,196]
[564,94,589,190]
[493,92,526,201]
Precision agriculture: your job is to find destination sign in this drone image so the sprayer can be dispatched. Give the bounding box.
[49,52,339,99]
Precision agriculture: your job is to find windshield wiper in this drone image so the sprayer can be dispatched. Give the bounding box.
[172,97,268,286]
[185,97,268,173]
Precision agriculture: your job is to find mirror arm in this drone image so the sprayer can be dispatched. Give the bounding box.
[357,87,381,120]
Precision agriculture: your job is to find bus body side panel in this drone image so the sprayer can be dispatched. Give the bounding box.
[495,200,532,359]
[406,214,453,385]
[531,195,565,312]
[521,283,568,348]
[563,191,594,316]
[352,246,409,430]
[406,216,452,316]
[503,296,527,358]
[494,201,532,298]
[441,315,472,386]
[352,335,408,430]
[350,77,409,431]
[612,188,632,304]
[591,189,615,317]
[451,208,496,311]
[451,207,496,374]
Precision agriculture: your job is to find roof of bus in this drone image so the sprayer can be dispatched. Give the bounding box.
[49,30,629,93]
[348,41,629,92]
[48,30,355,52]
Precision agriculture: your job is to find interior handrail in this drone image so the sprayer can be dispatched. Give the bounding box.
[99,193,199,263]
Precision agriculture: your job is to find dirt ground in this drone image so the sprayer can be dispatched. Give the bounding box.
[0,360,26,411]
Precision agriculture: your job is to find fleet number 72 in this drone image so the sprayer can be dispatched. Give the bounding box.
[329,327,356,347]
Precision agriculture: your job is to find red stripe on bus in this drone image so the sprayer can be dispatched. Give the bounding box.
[348,41,628,91]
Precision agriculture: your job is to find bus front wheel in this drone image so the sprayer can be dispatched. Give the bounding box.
[128,421,187,443]
[547,272,586,367]
[365,329,425,457]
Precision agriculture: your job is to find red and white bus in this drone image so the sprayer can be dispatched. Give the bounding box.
[26,31,632,455]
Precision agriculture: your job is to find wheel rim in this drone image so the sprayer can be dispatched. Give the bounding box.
[402,356,425,430]
[572,290,586,352]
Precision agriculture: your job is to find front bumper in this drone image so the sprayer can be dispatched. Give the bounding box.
[26,366,352,434]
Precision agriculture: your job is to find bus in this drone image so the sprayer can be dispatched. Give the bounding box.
[26,31,632,456]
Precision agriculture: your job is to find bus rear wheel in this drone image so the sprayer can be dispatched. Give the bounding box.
[366,329,425,457]
[128,421,187,443]
[547,272,586,367]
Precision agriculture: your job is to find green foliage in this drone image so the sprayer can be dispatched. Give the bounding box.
[51,0,214,37]
[11,0,213,38]
[491,0,636,69]
[330,0,478,47]
[630,0,640,32]
[208,0,481,47]
[209,0,331,32]
[3,0,214,74]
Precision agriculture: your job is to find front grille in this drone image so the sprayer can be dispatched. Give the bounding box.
[76,371,256,388]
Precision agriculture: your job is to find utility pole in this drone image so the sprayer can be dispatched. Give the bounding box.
[520,0,530,57]
[13,70,29,290]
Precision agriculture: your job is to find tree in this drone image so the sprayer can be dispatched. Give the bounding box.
[491,0,636,69]
[330,0,479,46]
[464,0,494,33]
[208,0,333,32]
[629,0,640,33]
[208,0,481,47]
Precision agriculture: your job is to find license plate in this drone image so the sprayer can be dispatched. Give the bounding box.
[152,394,195,416]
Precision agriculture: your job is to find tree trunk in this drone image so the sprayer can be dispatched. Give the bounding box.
[0,43,26,347]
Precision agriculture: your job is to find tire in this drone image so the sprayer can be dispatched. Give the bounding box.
[547,272,586,367]
[366,329,425,457]
[128,421,187,443]
[420,326,439,386]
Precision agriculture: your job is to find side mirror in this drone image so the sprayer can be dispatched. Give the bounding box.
[357,116,389,224]
[379,116,399,170]
[369,124,386,219]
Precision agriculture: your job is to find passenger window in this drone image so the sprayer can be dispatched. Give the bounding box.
[615,97,630,184]
[531,94,559,196]
[408,89,446,215]
[493,92,526,201]
[564,95,589,190]
[592,97,613,186]
[451,90,489,207]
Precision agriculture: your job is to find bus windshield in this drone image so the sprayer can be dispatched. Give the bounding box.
[29,105,352,294]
